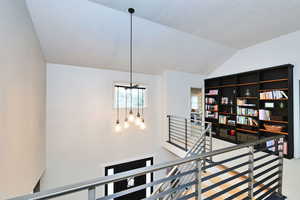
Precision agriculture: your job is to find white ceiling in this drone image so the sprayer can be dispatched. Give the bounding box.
[25,0,236,75]
[91,0,300,49]
[26,0,300,75]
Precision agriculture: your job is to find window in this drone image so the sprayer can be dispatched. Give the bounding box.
[191,96,199,110]
[114,85,146,108]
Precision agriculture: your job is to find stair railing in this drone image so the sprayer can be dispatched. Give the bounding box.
[167,115,212,154]
[9,131,285,200]
[152,115,212,199]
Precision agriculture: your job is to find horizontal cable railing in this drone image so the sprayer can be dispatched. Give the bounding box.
[155,116,212,200]
[200,137,284,200]
[167,115,212,153]
[9,132,284,200]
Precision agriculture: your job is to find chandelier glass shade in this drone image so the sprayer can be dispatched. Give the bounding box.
[114,8,146,132]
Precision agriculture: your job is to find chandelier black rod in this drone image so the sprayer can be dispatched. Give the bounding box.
[130,9,133,88]
[117,86,120,121]
[125,88,128,118]
[137,88,140,114]
[141,89,144,115]
[115,85,146,90]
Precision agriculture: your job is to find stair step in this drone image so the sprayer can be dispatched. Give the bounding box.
[182,164,281,200]
[265,193,286,200]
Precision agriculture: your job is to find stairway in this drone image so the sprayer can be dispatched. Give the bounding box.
[153,116,212,200]
[162,116,285,200]
[183,164,271,200]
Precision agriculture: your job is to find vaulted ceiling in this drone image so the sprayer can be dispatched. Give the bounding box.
[92,0,300,49]
[25,0,300,74]
[25,0,236,74]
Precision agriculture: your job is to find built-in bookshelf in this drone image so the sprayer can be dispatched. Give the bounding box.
[205,64,294,159]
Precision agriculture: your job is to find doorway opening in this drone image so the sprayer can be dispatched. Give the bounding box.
[105,157,153,199]
[190,88,203,124]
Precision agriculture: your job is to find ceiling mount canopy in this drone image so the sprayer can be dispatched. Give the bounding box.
[128,7,135,14]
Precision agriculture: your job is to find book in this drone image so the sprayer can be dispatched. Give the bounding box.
[280,91,288,99]
[221,97,229,105]
[219,115,227,124]
[266,140,275,152]
[260,90,288,100]
[259,109,271,121]
[206,89,218,95]
[205,97,216,104]
[237,107,258,117]
[236,116,258,126]
[283,142,288,155]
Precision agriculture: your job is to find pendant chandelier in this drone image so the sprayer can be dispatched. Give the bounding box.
[115,8,146,132]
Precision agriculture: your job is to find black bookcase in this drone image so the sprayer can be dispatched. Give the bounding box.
[205,64,294,159]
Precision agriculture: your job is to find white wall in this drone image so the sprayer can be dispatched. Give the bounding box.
[43,64,177,199]
[209,30,300,158]
[0,0,46,199]
[161,71,204,142]
[162,71,204,118]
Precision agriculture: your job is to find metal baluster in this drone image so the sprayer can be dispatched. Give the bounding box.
[185,118,188,151]
[277,138,284,196]
[88,186,96,200]
[203,129,207,172]
[168,115,171,143]
[248,146,254,200]
[209,123,213,162]
[195,159,202,200]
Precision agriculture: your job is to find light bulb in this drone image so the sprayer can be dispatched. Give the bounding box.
[140,119,146,130]
[135,113,142,126]
[128,111,135,122]
[135,117,142,126]
[115,121,122,132]
[124,119,130,129]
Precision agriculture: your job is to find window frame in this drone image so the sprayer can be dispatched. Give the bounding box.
[113,83,148,109]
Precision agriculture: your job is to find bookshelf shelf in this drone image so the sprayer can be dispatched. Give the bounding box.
[236,128,259,134]
[261,120,288,124]
[205,64,294,159]
[219,112,236,115]
[237,123,259,128]
[237,114,258,118]
[206,79,289,89]
[260,78,288,84]
[259,129,288,135]
[205,94,218,96]
[237,82,258,87]
[206,82,259,89]
[215,84,236,88]
[259,99,288,101]
[258,88,288,92]
[219,124,235,127]
[237,97,258,99]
